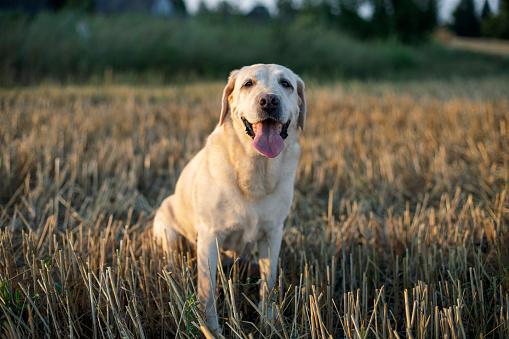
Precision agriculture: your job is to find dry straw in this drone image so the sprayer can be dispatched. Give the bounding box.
[0,79,508,338]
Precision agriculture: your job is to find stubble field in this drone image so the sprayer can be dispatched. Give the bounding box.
[0,77,508,338]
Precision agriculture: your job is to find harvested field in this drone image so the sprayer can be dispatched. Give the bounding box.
[0,77,508,338]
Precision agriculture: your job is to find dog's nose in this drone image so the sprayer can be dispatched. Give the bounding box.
[259,94,279,111]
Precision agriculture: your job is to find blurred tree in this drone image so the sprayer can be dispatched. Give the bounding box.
[48,0,94,11]
[393,0,437,43]
[298,0,336,25]
[0,0,50,12]
[335,0,436,43]
[481,0,509,38]
[215,0,238,17]
[197,0,241,22]
[196,0,211,16]
[171,0,187,16]
[370,0,393,38]
[452,0,481,36]
[336,0,376,39]
[247,5,271,20]
[481,0,493,19]
[194,0,238,21]
[277,0,297,22]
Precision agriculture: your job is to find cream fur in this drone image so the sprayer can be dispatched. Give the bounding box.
[153,64,306,333]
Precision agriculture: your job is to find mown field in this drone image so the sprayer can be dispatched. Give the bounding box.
[0,76,508,338]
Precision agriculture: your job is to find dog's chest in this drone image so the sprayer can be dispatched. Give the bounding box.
[235,159,282,198]
[219,192,290,254]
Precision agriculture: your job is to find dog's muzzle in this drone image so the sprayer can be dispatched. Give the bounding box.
[242,118,290,140]
[242,117,291,158]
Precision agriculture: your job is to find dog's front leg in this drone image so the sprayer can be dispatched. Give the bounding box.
[197,230,221,333]
[258,226,283,322]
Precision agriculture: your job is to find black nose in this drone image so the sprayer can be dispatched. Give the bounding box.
[259,94,279,111]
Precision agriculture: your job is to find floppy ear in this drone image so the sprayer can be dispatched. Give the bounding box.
[219,69,239,126]
[296,76,306,131]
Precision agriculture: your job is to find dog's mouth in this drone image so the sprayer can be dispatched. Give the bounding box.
[242,118,290,158]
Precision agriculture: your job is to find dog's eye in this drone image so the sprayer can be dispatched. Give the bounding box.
[281,80,292,88]
[243,80,253,88]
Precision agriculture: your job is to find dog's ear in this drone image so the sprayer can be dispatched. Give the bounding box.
[219,69,239,126]
[296,76,306,131]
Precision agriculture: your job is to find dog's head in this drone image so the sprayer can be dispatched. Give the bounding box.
[219,64,306,158]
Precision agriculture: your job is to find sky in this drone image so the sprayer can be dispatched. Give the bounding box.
[183,0,500,24]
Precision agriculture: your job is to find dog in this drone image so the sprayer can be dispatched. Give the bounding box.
[153,64,306,333]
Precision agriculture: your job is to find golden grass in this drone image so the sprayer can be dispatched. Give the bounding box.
[0,78,508,338]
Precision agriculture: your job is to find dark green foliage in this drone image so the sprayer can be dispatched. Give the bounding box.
[336,2,383,40]
[0,10,508,85]
[277,0,298,22]
[393,0,437,43]
[452,0,481,37]
[481,0,493,19]
[370,0,393,38]
[215,0,239,17]
[0,278,40,317]
[3,0,439,44]
[299,0,337,25]
[195,1,211,17]
[334,0,437,43]
[481,0,509,39]
[48,0,94,11]
[0,10,409,83]
[171,0,187,16]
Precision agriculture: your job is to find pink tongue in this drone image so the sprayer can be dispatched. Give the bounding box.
[252,121,284,158]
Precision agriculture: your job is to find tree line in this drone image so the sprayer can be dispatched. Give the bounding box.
[453,0,509,39]
[3,0,509,42]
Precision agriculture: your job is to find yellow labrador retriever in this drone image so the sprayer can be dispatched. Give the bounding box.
[153,64,306,332]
